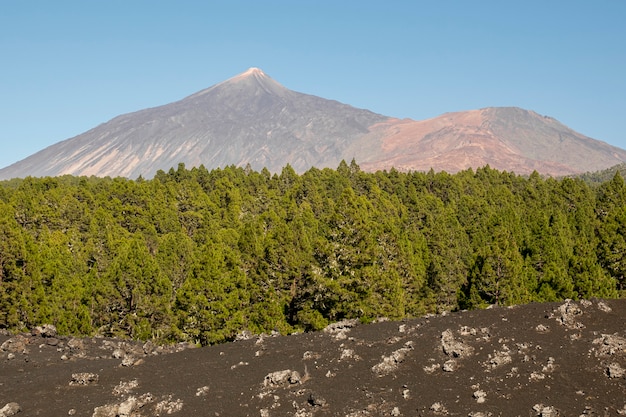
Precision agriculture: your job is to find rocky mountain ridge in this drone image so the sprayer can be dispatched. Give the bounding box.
[1,68,625,179]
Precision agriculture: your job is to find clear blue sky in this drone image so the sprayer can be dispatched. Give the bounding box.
[1,1,625,169]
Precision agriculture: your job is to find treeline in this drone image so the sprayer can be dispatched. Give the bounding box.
[0,161,624,345]
[576,162,626,188]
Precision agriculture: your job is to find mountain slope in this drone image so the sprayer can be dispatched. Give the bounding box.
[1,68,625,179]
[358,108,626,175]
[0,68,388,179]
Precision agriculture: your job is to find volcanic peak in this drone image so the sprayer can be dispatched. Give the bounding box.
[187,67,284,101]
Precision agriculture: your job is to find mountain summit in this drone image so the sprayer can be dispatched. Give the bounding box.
[1,68,625,179]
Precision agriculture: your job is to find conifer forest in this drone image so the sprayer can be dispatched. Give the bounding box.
[1,161,624,345]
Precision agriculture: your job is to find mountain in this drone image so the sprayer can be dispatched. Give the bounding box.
[1,68,625,179]
[358,108,626,175]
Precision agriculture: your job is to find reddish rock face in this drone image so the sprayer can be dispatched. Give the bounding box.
[360,108,626,176]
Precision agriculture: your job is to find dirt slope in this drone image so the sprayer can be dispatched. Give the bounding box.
[2,299,625,416]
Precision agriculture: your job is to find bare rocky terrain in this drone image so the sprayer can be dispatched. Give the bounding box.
[2,298,626,416]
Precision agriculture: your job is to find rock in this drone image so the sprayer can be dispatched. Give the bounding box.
[597,301,612,313]
[112,379,139,396]
[391,406,400,416]
[45,337,59,346]
[121,355,136,367]
[340,348,360,361]
[473,390,487,403]
[155,397,183,414]
[442,360,456,372]
[592,333,626,356]
[70,373,99,386]
[264,370,302,387]
[402,387,410,399]
[65,338,82,352]
[111,348,124,359]
[302,351,320,360]
[1,336,28,353]
[550,300,584,329]
[307,392,327,407]
[372,341,414,376]
[441,330,473,358]
[323,319,359,340]
[533,404,559,417]
[92,394,154,417]
[607,362,625,379]
[31,324,57,338]
[423,363,440,374]
[142,340,155,354]
[323,319,359,333]
[485,350,512,369]
[195,386,210,397]
[116,397,137,417]
[430,402,448,415]
[235,330,254,341]
[0,402,21,417]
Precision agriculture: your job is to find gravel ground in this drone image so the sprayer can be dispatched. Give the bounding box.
[1,298,625,416]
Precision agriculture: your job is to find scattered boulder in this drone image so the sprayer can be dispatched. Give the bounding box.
[121,355,138,367]
[340,348,360,361]
[69,373,99,386]
[92,394,153,417]
[441,359,456,372]
[607,362,625,379]
[371,341,414,376]
[550,300,584,329]
[592,333,626,357]
[441,330,473,358]
[31,324,57,338]
[235,329,254,341]
[473,390,487,403]
[430,402,448,415]
[264,370,302,388]
[307,392,327,407]
[597,301,612,313]
[484,349,512,370]
[0,335,28,353]
[155,396,183,415]
[67,338,85,357]
[112,379,139,396]
[323,319,359,340]
[0,403,21,417]
[532,404,559,417]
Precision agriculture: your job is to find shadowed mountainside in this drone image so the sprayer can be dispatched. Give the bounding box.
[1,299,625,416]
[1,68,626,179]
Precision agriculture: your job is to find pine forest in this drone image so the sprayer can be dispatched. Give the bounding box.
[1,161,624,345]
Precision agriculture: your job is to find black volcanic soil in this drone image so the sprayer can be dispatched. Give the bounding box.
[2,299,626,416]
